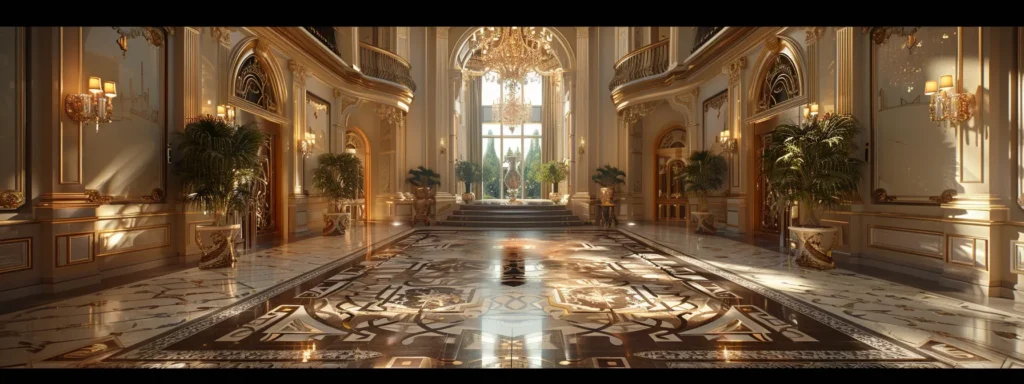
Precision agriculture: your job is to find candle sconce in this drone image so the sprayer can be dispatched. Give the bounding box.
[65,76,117,132]
[802,103,819,120]
[439,138,446,156]
[924,75,975,127]
[717,130,737,153]
[216,105,236,125]
[577,137,586,156]
[299,130,316,158]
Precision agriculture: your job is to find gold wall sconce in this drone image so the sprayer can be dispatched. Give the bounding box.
[717,129,737,153]
[924,75,975,127]
[439,138,446,156]
[65,76,117,132]
[299,130,316,158]
[802,103,819,120]
[578,137,586,156]
[216,105,236,125]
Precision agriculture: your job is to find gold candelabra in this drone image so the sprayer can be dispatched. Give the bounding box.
[64,76,117,132]
[924,75,975,127]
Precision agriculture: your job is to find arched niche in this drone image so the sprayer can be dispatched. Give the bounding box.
[653,125,689,221]
[747,36,807,118]
[228,37,288,123]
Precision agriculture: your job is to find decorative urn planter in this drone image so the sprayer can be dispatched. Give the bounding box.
[195,224,242,269]
[323,212,351,236]
[789,226,840,270]
[549,192,562,204]
[599,187,615,205]
[691,212,716,234]
[462,192,476,204]
[412,187,432,226]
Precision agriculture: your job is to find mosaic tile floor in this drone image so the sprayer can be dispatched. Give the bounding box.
[3,225,1022,369]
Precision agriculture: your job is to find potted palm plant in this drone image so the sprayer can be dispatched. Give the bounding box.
[676,150,727,233]
[532,160,570,204]
[591,165,625,205]
[455,160,482,204]
[406,166,441,226]
[173,116,266,269]
[312,152,363,236]
[761,113,863,270]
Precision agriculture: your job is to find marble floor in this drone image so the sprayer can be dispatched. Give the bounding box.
[1,223,1022,369]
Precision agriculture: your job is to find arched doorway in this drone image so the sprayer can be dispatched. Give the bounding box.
[745,37,807,237]
[345,128,371,222]
[227,37,288,250]
[653,126,688,221]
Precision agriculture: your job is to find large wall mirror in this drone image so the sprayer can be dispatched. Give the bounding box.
[0,27,26,211]
[870,27,979,204]
[81,27,169,203]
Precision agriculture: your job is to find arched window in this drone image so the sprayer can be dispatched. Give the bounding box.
[234,55,278,113]
[756,54,800,113]
[480,71,543,200]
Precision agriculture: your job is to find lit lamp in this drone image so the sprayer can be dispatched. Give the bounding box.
[65,76,117,132]
[925,74,975,127]
[215,105,236,124]
[299,130,316,158]
[439,138,446,156]
[578,137,586,155]
[717,129,737,153]
[802,103,819,119]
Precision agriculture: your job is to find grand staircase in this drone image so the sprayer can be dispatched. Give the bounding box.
[443,203,586,228]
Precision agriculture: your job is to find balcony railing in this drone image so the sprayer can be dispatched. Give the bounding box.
[609,40,669,90]
[304,26,338,56]
[359,42,416,92]
[692,27,724,53]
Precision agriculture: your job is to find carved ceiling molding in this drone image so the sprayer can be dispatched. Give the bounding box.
[722,57,746,85]
[804,27,825,46]
[764,36,782,55]
[335,89,360,114]
[289,60,307,88]
[85,189,113,204]
[253,39,273,60]
[209,27,232,46]
[620,100,663,125]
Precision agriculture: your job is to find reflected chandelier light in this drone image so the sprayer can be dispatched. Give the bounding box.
[471,26,555,83]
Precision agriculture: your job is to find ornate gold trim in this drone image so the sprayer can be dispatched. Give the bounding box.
[722,57,746,85]
[871,188,896,203]
[804,27,825,45]
[614,40,669,69]
[141,188,165,203]
[620,101,662,125]
[1013,241,1024,275]
[55,231,95,268]
[0,190,25,209]
[85,189,113,204]
[112,27,173,57]
[929,189,958,204]
[209,27,232,46]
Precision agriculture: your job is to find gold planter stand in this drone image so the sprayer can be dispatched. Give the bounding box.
[195,224,241,269]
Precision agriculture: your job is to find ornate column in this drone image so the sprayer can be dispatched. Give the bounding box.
[434,27,450,192]
[836,27,854,115]
[211,27,232,106]
[288,60,309,235]
[396,27,410,62]
[722,57,747,233]
[619,102,658,221]
[805,27,824,105]
[571,27,592,219]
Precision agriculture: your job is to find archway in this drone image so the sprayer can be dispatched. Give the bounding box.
[344,127,372,222]
[653,125,688,221]
[745,36,807,236]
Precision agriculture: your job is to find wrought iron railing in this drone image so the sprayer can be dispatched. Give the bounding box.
[359,42,416,92]
[692,27,724,53]
[609,40,669,90]
[304,26,338,56]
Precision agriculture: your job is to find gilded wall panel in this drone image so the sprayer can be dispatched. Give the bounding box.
[303,91,332,196]
[80,27,168,203]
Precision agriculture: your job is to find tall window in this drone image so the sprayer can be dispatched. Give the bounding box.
[481,71,543,200]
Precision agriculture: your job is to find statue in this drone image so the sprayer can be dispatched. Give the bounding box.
[503,148,523,204]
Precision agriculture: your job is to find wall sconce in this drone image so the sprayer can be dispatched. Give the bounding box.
[216,105,236,125]
[439,138,446,156]
[717,130,737,153]
[578,137,586,156]
[802,103,819,120]
[65,76,117,132]
[924,74,975,127]
[299,130,316,158]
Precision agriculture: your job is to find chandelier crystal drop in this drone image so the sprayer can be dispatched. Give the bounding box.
[471,26,555,83]
[493,81,531,132]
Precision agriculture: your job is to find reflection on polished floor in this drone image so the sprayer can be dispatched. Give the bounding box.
[2,226,1023,369]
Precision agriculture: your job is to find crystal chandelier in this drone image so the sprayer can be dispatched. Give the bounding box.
[471,26,555,83]
[492,81,531,132]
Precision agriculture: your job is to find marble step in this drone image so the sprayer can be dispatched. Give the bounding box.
[446,215,582,222]
[452,210,575,216]
[458,204,567,211]
[440,220,587,227]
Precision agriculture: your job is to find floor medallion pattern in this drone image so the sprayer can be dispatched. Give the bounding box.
[83,230,942,368]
